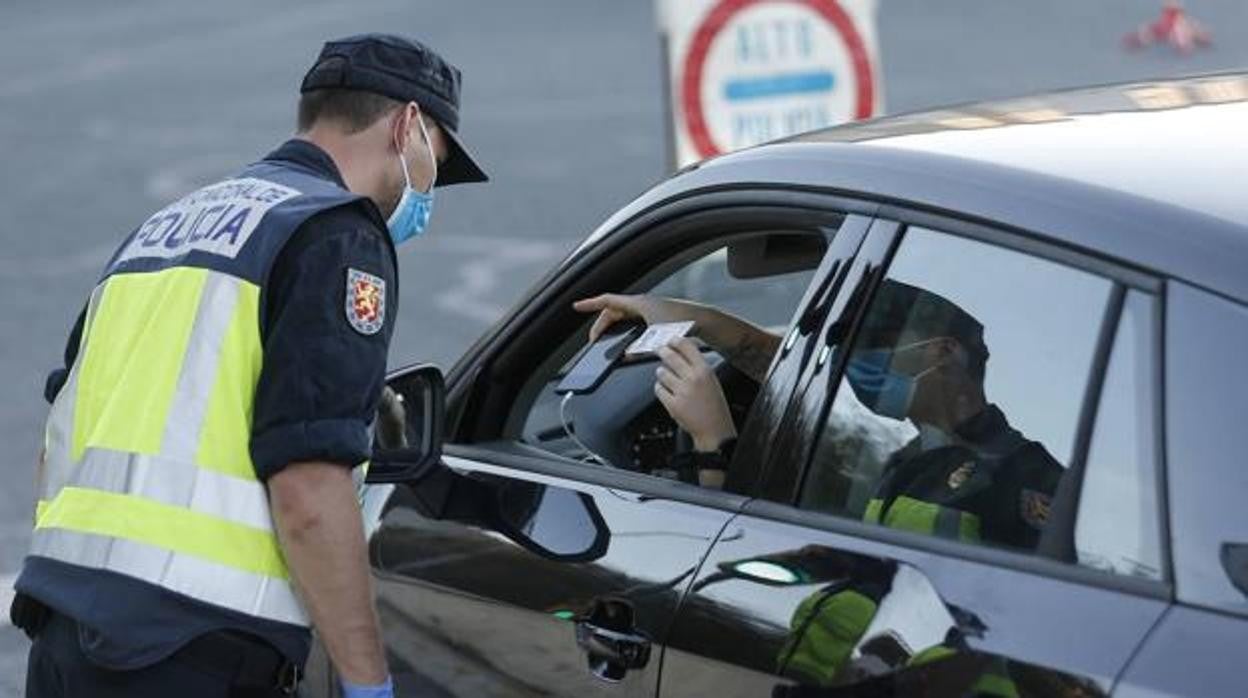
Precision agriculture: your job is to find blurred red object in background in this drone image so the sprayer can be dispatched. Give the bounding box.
[1124,1,1213,54]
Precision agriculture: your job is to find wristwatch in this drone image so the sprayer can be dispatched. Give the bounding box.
[669,437,736,483]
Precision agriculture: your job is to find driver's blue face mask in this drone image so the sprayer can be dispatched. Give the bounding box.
[845,350,916,420]
[387,115,437,245]
[845,339,957,420]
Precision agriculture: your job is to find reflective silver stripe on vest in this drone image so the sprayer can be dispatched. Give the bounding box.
[54,447,271,531]
[40,285,105,504]
[30,528,306,626]
[160,271,238,462]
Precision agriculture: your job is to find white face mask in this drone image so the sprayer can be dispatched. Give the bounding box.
[386,113,438,245]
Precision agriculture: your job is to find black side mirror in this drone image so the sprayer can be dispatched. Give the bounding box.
[366,364,445,484]
[388,468,611,563]
[495,481,610,562]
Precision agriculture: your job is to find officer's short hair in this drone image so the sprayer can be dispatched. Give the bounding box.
[297,59,403,133]
[856,280,990,381]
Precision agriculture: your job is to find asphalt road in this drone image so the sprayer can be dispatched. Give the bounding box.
[1,0,1246,694]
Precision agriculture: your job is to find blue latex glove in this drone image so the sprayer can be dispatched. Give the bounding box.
[340,675,394,698]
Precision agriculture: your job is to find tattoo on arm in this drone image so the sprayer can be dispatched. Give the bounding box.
[723,335,779,382]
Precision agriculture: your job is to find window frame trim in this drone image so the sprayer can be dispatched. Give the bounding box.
[785,222,905,504]
[1036,283,1127,562]
[875,203,1161,294]
[1151,285,1176,588]
[442,442,753,516]
[1062,288,1172,586]
[755,219,901,502]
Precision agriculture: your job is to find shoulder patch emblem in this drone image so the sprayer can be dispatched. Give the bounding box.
[947,461,975,490]
[1019,488,1052,530]
[346,268,385,335]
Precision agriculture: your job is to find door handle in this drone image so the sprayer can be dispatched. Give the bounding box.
[575,620,651,681]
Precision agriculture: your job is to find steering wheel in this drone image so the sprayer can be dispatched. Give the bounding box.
[554,348,758,472]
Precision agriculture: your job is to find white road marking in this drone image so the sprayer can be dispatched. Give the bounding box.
[0,574,16,627]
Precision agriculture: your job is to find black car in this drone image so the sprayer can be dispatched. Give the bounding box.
[306,73,1248,697]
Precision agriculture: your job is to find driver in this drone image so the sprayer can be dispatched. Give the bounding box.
[574,281,1063,551]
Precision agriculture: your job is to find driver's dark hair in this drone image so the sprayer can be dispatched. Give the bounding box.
[297,59,404,134]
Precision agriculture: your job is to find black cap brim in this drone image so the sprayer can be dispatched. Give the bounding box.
[436,125,487,186]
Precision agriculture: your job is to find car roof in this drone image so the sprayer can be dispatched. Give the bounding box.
[792,72,1248,229]
[575,73,1248,305]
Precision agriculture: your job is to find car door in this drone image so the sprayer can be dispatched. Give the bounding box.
[358,194,871,697]
[1115,283,1248,698]
[660,217,1172,696]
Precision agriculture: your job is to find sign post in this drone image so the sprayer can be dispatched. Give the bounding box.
[657,0,883,168]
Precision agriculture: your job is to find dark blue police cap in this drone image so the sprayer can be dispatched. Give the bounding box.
[301,33,488,186]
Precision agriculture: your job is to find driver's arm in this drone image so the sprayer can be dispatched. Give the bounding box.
[692,307,782,383]
[574,294,781,382]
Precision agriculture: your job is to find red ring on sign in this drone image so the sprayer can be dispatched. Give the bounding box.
[681,0,876,159]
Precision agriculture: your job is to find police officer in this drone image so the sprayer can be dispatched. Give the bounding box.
[10,34,486,698]
[842,280,1063,550]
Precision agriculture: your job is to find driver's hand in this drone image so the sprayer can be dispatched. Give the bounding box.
[655,338,737,452]
[573,294,702,342]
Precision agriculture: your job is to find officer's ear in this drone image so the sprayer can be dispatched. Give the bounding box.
[391,102,421,153]
[935,338,978,379]
[925,337,963,365]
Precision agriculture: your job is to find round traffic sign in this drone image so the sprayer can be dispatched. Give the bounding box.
[681,0,876,159]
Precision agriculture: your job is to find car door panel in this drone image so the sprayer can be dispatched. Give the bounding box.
[367,449,742,698]
[661,507,1167,697]
[1114,605,1248,698]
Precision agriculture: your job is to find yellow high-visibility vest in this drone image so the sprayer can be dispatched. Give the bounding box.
[30,162,372,627]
